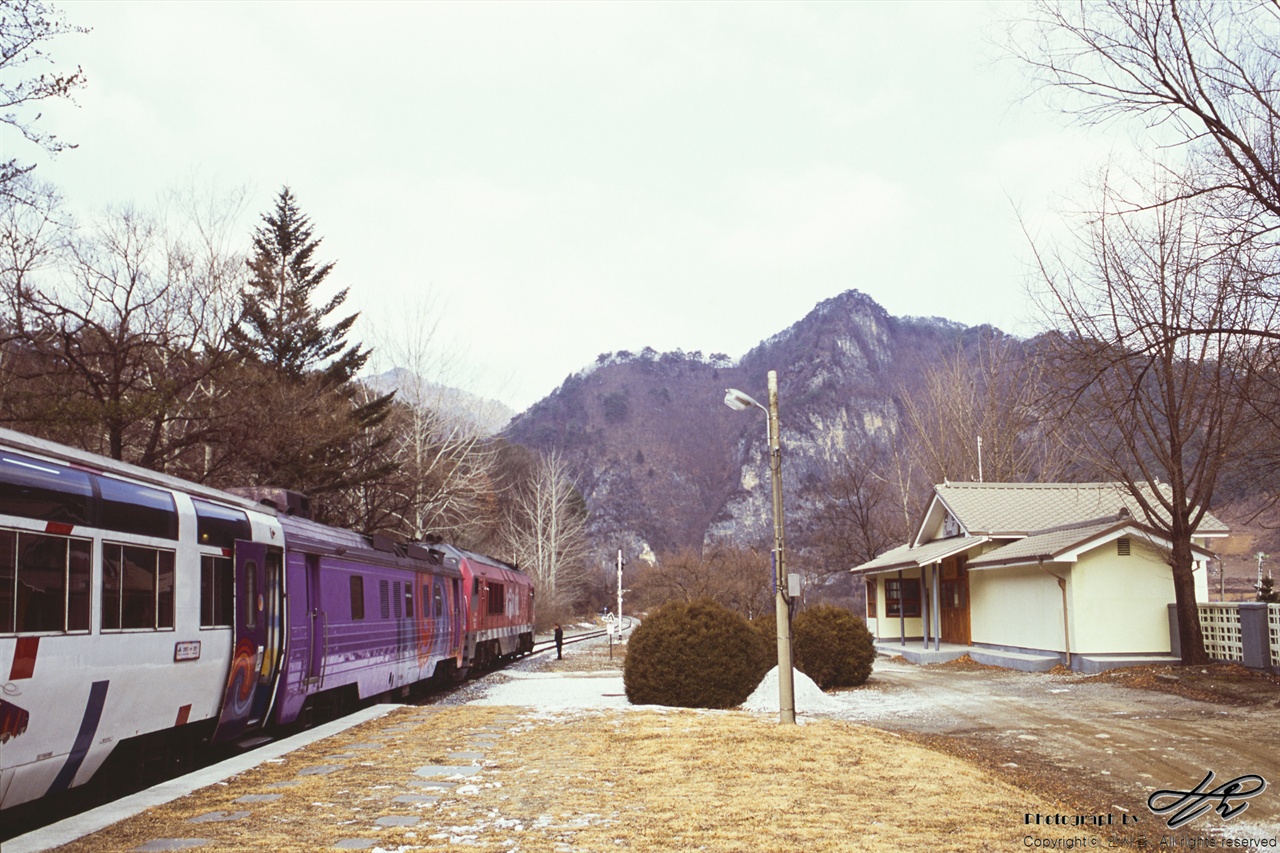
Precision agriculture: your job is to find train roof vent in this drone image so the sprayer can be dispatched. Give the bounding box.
[225,486,312,519]
[407,543,443,564]
[370,533,398,554]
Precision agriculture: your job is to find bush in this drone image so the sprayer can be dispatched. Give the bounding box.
[624,599,772,709]
[791,604,875,689]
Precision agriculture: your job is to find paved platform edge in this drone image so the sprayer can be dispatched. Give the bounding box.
[6,704,404,853]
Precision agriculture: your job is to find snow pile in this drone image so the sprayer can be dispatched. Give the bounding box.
[742,666,843,715]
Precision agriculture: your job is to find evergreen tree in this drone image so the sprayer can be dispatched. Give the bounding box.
[221,186,398,518]
[233,187,368,383]
[1259,576,1279,605]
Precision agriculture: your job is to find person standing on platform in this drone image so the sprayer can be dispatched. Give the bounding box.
[554,623,563,659]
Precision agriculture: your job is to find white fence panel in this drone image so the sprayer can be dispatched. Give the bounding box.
[1269,604,1279,668]
[1197,605,1243,663]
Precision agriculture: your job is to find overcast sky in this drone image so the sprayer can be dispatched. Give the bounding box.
[27,1,1121,412]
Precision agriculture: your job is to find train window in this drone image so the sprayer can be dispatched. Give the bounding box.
[473,578,480,595]
[379,580,390,619]
[98,476,178,540]
[0,452,92,526]
[433,582,444,620]
[404,583,413,619]
[422,583,431,617]
[200,555,233,627]
[0,529,90,634]
[193,499,252,549]
[102,543,175,630]
[350,575,365,620]
[244,560,257,629]
[487,582,505,616]
[0,529,14,632]
[393,581,402,618]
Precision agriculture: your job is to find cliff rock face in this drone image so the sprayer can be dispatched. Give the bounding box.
[503,289,997,564]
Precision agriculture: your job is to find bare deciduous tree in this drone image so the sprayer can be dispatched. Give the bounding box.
[898,335,1070,486]
[0,0,86,197]
[1033,180,1272,665]
[806,443,908,581]
[633,545,772,620]
[500,449,591,617]
[367,300,503,543]
[0,191,245,468]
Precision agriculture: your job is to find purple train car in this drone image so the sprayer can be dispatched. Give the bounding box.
[0,427,532,812]
[248,514,469,735]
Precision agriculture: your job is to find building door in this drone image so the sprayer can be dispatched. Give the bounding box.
[939,556,971,645]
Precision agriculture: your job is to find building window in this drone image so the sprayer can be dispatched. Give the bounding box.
[865,579,877,618]
[102,542,175,630]
[885,577,922,618]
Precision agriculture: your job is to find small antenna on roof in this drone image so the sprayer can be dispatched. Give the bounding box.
[977,435,983,483]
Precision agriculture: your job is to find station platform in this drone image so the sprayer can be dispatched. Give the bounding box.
[7,702,539,853]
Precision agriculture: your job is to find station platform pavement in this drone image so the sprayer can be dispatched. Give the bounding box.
[7,702,536,853]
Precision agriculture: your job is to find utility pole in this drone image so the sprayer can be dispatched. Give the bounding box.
[724,372,796,725]
[616,548,624,628]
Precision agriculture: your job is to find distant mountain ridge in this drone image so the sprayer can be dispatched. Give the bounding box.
[366,368,516,436]
[503,289,1003,566]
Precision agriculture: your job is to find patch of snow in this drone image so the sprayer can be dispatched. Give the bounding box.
[742,666,843,714]
[469,670,630,710]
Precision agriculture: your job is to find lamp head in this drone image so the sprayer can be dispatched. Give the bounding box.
[724,388,762,412]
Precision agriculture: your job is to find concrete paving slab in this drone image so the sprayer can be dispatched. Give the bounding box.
[333,838,378,849]
[414,764,480,777]
[186,810,251,823]
[375,815,421,827]
[296,763,343,776]
[447,751,485,761]
[234,793,282,804]
[392,794,440,804]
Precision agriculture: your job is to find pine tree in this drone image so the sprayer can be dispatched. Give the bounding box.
[233,187,368,383]
[1259,576,1279,604]
[221,187,398,518]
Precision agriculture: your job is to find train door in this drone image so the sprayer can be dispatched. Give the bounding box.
[250,546,285,724]
[450,578,463,653]
[212,541,283,741]
[304,553,324,686]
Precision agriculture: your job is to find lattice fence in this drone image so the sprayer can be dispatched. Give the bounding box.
[1198,605,1243,663]
[1270,604,1280,668]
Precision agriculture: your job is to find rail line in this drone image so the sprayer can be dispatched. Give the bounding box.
[529,618,633,657]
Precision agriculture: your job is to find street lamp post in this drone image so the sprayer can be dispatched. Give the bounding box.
[724,370,796,725]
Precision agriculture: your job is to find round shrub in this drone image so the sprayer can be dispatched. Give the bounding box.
[791,604,875,689]
[624,599,772,709]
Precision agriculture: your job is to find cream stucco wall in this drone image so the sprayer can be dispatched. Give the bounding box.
[970,565,1069,652]
[1068,541,1173,654]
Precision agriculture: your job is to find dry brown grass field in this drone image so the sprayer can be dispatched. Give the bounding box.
[48,701,1115,853]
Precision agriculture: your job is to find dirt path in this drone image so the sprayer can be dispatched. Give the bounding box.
[829,658,1280,834]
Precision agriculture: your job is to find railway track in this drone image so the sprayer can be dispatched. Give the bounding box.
[529,618,633,657]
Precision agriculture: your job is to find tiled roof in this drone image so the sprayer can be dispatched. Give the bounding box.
[967,520,1125,568]
[852,535,987,574]
[967,518,1215,570]
[934,482,1228,536]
